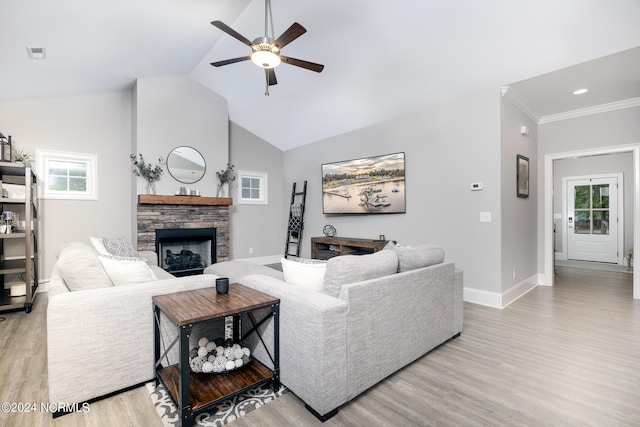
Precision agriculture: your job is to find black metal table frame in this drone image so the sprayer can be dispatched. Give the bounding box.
[153,303,280,426]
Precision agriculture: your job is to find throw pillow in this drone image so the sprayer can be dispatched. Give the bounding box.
[98,255,158,286]
[281,257,327,292]
[102,237,139,258]
[387,243,445,272]
[56,242,114,291]
[322,250,398,297]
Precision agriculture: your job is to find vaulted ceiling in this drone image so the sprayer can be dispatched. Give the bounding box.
[2,0,639,150]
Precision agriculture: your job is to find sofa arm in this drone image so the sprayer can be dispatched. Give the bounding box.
[138,250,159,266]
[239,274,349,418]
[47,274,217,405]
[339,262,461,400]
[454,267,464,332]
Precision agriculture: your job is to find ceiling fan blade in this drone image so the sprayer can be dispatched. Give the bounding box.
[272,22,307,50]
[280,56,325,73]
[210,56,251,67]
[266,68,278,86]
[211,20,252,46]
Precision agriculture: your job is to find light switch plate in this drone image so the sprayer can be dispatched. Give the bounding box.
[480,212,492,222]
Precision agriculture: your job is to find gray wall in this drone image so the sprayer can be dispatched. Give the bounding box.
[133,76,229,199]
[500,96,538,293]
[282,89,504,298]
[537,106,640,273]
[228,121,284,260]
[0,91,133,280]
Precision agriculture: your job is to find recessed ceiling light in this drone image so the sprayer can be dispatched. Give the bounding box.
[573,88,588,95]
[26,46,46,60]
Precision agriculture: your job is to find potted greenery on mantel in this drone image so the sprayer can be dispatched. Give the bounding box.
[216,163,235,197]
[130,153,164,195]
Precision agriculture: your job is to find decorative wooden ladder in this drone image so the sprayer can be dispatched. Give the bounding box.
[284,181,307,259]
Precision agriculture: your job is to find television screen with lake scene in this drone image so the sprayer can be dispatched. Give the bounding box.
[322,152,406,214]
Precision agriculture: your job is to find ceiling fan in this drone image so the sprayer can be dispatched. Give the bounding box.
[210,0,324,95]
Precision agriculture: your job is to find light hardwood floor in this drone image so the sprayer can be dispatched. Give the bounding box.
[1,266,639,426]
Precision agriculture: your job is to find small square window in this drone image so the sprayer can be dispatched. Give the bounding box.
[237,171,267,205]
[36,149,98,200]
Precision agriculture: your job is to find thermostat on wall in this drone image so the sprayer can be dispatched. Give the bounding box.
[470,182,483,191]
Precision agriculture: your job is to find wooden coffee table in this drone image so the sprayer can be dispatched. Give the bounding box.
[153,283,280,426]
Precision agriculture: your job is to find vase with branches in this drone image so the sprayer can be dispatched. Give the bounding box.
[216,163,236,197]
[130,153,164,194]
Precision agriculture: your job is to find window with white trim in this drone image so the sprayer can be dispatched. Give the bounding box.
[237,170,267,205]
[36,149,98,200]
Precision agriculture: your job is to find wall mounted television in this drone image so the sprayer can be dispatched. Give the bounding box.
[322,152,406,215]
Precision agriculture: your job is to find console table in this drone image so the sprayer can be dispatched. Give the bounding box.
[153,284,280,426]
[311,236,391,260]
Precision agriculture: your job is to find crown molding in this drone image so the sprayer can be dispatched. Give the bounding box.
[500,86,540,123]
[539,97,640,124]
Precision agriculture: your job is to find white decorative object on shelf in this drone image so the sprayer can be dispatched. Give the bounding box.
[190,336,251,374]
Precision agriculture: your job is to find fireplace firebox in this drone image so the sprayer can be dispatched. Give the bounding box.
[155,228,216,276]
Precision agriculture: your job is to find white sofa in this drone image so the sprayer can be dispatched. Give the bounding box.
[204,244,463,420]
[46,241,219,410]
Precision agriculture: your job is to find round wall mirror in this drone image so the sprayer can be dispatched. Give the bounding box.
[166,146,206,184]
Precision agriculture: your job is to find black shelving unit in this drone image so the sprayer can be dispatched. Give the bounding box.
[0,163,39,313]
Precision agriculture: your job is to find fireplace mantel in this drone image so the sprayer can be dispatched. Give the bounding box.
[138,194,232,206]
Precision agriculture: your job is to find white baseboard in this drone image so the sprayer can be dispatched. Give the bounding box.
[464,274,538,309]
[502,276,538,308]
[536,273,551,286]
[463,287,502,308]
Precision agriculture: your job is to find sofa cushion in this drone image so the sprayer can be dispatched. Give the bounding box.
[56,242,113,291]
[89,236,110,256]
[322,250,398,297]
[204,260,284,284]
[98,255,158,286]
[386,243,445,272]
[281,257,327,292]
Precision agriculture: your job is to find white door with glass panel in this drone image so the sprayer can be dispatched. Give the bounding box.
[566,175,621,263]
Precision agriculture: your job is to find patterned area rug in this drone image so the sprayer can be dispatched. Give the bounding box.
[146,381,287,426]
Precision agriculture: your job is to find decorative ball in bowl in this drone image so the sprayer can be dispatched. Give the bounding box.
[189,337,251,374]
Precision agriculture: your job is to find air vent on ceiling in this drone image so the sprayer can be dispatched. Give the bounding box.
[26,47,46,60]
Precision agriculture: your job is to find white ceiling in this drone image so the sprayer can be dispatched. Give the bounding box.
[2,0,639,151]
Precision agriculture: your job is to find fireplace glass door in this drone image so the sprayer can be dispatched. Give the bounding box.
[155,228,216,276]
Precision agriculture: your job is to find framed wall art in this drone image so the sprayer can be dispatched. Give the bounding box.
[517,154,529,198]
[322,152,406,214]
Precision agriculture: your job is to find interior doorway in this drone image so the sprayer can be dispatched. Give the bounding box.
[543,144,639,299]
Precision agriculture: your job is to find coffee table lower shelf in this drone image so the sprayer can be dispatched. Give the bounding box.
[157,359,276,412]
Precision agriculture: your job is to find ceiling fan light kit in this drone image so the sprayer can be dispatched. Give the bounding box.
[250,37,281,68]
[210,0,324,95]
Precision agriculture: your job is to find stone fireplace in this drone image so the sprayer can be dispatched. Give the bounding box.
[136,195,232,273]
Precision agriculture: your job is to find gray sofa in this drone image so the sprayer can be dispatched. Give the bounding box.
[204,244,463,420]
[46,241,219,409]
